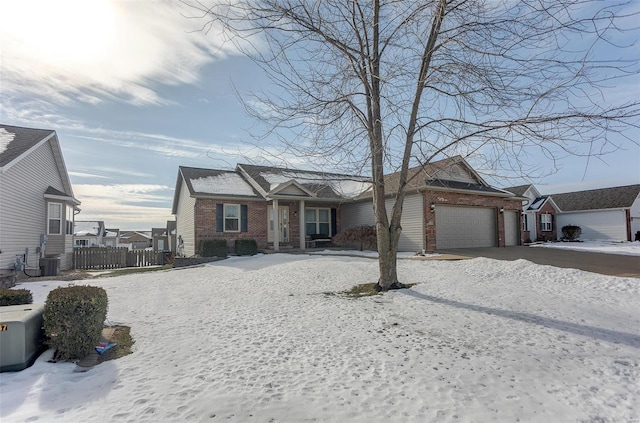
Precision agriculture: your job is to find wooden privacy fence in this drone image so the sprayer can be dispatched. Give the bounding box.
[73,248,170,270]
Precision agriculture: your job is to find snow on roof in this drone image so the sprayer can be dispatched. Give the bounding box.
[0,127,15,156]
[259,171,370,198]
[190,173,257,197]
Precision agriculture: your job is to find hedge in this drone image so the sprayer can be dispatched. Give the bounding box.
[235,239,258,256]
[43,285,108,361]
[200,239,228,258]
[0,289,33,306]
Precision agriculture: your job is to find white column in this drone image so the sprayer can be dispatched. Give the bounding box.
[273,199,280,251]
[299,199,306,249]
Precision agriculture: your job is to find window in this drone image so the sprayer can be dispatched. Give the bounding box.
[522,214,528,231]
[75,239,88,247]
[305,208,330,236]
[224,204,240,232]
[48,203,62,235]
[66,205,74,235]
[540,214,553,232]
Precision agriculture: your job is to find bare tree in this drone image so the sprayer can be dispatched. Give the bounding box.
[183,0,639,290]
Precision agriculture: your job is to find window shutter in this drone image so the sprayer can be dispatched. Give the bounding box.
[539,214,543,231]
[331,208,337,237]
[241,205,248,232]
[216,204,223,232]
[551,214,555,230]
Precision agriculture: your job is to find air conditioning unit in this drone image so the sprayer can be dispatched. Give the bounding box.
[0,304,46,372]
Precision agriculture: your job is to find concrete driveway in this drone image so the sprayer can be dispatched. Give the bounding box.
[438,246,640,278]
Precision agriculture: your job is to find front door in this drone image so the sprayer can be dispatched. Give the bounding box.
[268,206,289,243]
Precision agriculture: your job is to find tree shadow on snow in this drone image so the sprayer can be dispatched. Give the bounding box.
[400,290,640,349]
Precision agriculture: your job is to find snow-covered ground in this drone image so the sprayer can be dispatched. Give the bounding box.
[531,240,640,256]
[1,253,639,422]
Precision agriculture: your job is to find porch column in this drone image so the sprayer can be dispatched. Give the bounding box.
[299,199,306,249]
[273,199,280,251]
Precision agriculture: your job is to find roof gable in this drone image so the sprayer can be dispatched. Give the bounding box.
[551,184,640,212]
[0,124,54,168]
[237,163,370,200]
[0,124,79,204]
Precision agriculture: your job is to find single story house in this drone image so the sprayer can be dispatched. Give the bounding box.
[0,124,81,278]
[119,231,153,250]
[172,156,525,255]
[551,185,640,241]
[73,220,106,247]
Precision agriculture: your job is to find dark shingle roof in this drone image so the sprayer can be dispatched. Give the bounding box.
[426,179,509,195]
[179,166,260,198]
[0,124,54,167]
[503,184,533,197]
[551,185,640,211]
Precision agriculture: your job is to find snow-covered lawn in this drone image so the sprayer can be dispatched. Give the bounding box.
[531,240,640,256]
[1,254,639,422]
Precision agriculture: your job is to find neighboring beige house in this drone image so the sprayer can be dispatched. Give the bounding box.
[119,231,152,250]
[0,124,80,278]
[73,220,106,247]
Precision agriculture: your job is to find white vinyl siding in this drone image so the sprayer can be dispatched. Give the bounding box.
[387,195,424,252]
[0,141,70,270]
[435,205,496,249]
[556,210,627,241]
[340,194,424,252]
[175,178,196,256]
[504,211,519,246]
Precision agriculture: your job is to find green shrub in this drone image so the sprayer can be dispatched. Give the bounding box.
[235,239,258,256]
[43,285,108,361]
[0,289,33,306]
[562,225,582,241]
[333,225,377,250]
[200,239,228,257]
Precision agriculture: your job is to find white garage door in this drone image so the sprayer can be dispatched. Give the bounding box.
[435,205,496,249]
[504,211,519,246]
[556,210,627,241]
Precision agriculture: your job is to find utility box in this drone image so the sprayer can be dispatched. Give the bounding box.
[0,304,46,372]
[39,256,60,277]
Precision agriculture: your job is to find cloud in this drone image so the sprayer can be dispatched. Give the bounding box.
[0,0,241,106]
[73,184,174,229]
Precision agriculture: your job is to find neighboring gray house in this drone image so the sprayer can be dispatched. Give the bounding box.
[551,185,640,241]
[166,221,177,254]
[119,231,152,250]
[74,220,106,247]
[0,124,81,277]
[104,228,120,247]
[152,227,168,251]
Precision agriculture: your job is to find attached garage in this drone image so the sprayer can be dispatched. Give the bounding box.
[556,210,627,241]
[435,205,497,249]
[504,211,519,246]
[341,195,425,252]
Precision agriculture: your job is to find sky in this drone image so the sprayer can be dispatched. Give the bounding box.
[1,0,639,230]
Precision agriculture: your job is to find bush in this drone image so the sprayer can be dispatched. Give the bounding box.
[333,225,377,251]
[235,239,258,256]
[562,225,582,241]
[43,285,108,361]
[0,289,33,306]
[200,239,228,257]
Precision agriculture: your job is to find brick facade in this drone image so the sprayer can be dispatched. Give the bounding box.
[535,202,557,241]
[422,191,523,252]
[194,199,342,253]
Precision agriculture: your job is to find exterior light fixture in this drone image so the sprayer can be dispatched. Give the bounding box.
[500,207,505,214]
[430,203,436,212]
